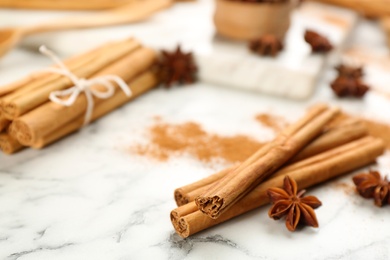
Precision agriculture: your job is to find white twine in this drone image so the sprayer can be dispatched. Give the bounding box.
[39,45,132,125]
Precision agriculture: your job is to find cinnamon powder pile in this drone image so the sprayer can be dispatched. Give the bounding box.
[132,113,390,164]
[133,121,264,163]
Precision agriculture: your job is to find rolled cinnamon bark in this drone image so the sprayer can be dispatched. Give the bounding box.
[0,76,38,98]
[0,133,24,154]
[13,47,156,146]
[195,105,340,219]
[0,39,125,100]
[288,119,367,163]
[1,38,140,119]
[30,71,159,148]
[0,117,10,132]
[175,120,367,206]
[175,167,234,206]
[7,122,18,139]
[171,136,384,238]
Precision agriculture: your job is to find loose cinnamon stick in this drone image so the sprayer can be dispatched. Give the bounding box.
[0,133,24,154]
[195,105,340,219]
[175,167,234,206]
[171,136,384,238]
[174,121,367,206]
[30,71,159,148]
[274,135,373,177]
[174,120,367,206]
[289,119,367,163]
[1,39,140,119]
[13,47,156,146]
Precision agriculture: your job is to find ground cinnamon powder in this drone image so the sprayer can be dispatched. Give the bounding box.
[332,182,355,195]
[132,113,390,164]
[133,121,264,163]
[255,113,287,132]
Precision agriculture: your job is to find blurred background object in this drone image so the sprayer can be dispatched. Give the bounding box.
[380,17,390,48]
[0,0,173,57]
[198,1,358,100]
[310,0,390,18]
[0,0,195,10]
[0,0,134,10]
[214,0,295,41]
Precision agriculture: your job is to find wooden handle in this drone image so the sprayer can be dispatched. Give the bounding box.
[20,0,173,36]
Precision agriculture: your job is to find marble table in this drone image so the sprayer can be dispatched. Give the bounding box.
[1,1,390,259]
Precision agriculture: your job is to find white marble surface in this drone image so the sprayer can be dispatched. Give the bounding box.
[1,1,390,259]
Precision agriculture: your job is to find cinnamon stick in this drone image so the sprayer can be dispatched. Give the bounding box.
[175,167,234,206]
[174,119,367,206]
[0,77,37,98]
[1,38,140,119]
[288,119,367,163]
[0,133,24,154]
[171,136,384,238]
[30,70,159,148]
[13,47,156,146]
[195,105,340,219]
[0,39,127,105]
[0,116,10,132]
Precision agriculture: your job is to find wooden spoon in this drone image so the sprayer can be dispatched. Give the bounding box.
[0,0,173,57]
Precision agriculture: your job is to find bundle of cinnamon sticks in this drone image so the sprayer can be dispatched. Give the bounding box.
[0,38,160,154]
[171,105,385,238]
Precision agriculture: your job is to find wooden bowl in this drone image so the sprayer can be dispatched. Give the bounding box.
[214,0,294,41]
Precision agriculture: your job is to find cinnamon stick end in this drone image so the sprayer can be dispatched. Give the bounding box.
[12,120,34,146]
[195,196,224,219]
[174,189,189,206]
[170,210,190,238]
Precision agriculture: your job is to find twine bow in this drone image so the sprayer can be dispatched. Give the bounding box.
[39,45,131,125]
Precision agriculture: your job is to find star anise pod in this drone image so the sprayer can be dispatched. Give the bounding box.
[249,34,283,57]
[335,64,364,79]
[156,45,198,88]
[353,171,390,207]
[304,30,333,53]
[267,176,322,232]
[330,77,369,98]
